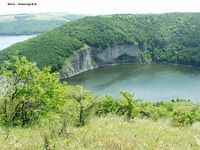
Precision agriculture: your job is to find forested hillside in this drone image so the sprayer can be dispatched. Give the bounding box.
[0,13,84,35]
[1,13,200,71]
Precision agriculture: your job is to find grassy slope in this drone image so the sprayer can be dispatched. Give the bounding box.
[1,13,200,71]
[0,116,200,150]
[0,13,84,35]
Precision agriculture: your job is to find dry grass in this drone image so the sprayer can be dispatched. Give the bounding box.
[0,115,200,149]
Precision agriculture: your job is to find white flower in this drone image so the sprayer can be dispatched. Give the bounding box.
[194,134,200,145]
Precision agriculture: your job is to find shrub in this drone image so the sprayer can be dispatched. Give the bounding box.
[0,55,66,126]
[171,111,197,127]
[95,95,118,116]
[119,92,135,120]
[66,85,98,127]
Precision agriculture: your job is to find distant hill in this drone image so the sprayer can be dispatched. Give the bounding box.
[1,13,200,73]
[0,13,84,35]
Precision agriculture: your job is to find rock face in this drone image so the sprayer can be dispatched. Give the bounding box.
[60,44,146,79]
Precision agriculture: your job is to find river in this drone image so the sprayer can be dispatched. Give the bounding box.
[66,64,200,103]
[0,35,37,50]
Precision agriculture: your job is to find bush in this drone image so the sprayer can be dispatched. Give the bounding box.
[95,95,118,116]
[66,85,98,127]
[118,92,135,120]
[171,111,197,127]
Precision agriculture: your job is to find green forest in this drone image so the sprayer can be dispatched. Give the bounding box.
[1,13,200,72]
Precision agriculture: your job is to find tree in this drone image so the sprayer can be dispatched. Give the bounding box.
[120,92,134,120]
[67,85,97,127]
[0,54,65,126]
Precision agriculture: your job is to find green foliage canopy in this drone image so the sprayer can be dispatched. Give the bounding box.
[0,55,66,126]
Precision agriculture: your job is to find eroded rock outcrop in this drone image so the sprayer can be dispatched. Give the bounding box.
[60,44,148,79]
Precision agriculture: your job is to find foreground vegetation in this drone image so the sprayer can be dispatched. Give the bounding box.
[1,116,200,150]
[2,13,200,71]
[0,55,200,149]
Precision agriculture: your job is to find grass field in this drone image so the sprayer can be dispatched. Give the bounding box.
[0,115,200,150]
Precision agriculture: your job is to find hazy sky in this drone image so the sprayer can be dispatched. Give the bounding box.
[0,0,200,15]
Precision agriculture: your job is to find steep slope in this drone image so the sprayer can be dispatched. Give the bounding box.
[1,13,200,77]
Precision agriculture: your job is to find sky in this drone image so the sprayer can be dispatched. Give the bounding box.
[0,0,200,15]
